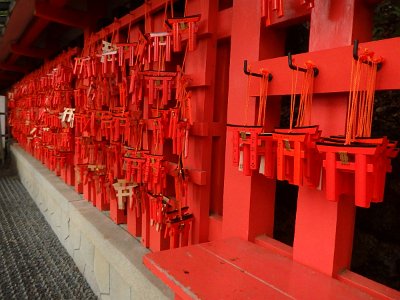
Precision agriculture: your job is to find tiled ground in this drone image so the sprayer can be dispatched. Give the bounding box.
[0,174,96,299]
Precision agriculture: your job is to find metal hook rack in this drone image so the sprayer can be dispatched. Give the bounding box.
[353,39,383,70]
[243,60,273,81]
[288,52,319,76]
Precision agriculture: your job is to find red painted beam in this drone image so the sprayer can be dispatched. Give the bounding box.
[85,0,222,49]
[19,19,50,47]
[89,0,177,44]
[0,0,35,63]
[11,44,54,59]
[34,1,90,29]
[6,19,50,65]
[248,37,400,96]
[5,0,69,65]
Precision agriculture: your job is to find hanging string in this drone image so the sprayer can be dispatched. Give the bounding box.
[346,55,362,144]
[345,49,381,144]
[127,16,132,43]
[289,61,315,130]
[257,69,269,127]
[361,57,379,137]
[296,61,315,127]
[184,0,188,17]
[346,57,356,141]
[175,153,185,218]
[289,66,299,131]
[244,66,251,126]
[357,61,368,137]
[244,67,252,126]
[134,31,146,68]
[164,0,169,24]
[181,43,189,73]
[170,0,174,18]
[175,46,190,122]
[346,54,358,144]
[365,59,379,135]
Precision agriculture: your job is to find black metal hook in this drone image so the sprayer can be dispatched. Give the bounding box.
[352,39,360,61]
[243,60,273,81]
[288,52,319,76]
[353,39,382,70]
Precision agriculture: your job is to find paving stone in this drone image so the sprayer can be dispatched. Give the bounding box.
[80,234,95,270]
[0,175,96,299]
[94,249,110,294]
[110,265,131,300]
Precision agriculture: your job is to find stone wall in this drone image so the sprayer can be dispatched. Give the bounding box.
[11,144,173,300]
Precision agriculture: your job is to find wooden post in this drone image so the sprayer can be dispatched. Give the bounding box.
[293,0,374,276]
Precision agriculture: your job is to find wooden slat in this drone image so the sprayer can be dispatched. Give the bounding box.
[144,238,381,300]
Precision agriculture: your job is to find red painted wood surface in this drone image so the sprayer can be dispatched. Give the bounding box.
[183,0,219,244]
[95,190,109,211]
[110,190,127,224]
[337,270,400,300]
[247,38,400,97]
[127,205,142,237]
[144,238,383,300]
[222,0,283,243]
[141,199,151,248]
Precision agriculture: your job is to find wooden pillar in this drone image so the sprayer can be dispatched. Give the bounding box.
[222,0,285,241]
[293,0,373,276]
[184,0,219,243]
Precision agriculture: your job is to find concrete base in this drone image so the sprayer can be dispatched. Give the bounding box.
[11,144,172,300]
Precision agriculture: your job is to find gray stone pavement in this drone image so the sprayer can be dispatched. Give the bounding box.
[0,173,97,299]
